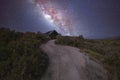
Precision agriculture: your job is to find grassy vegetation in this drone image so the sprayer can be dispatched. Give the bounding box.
[1,27,120,80]
[56,35,120,80]
[0,28,50,80]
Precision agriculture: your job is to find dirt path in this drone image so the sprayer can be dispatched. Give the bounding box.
[41,40,108,80]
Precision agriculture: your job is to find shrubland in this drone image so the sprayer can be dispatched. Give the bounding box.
[0,28,50,80]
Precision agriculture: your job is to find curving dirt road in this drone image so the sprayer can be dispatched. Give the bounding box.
[41,40,108,80]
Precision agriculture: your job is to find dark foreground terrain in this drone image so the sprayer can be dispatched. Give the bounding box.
[0,28,120,80]
[56,35,120,80]
[0,28,50,80]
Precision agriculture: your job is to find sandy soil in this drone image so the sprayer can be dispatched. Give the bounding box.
[40,40,108,80]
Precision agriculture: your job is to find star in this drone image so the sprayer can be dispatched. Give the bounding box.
[30,0,74,36]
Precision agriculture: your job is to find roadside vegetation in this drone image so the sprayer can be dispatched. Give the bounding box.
[1,27,120,80]
[0,28,50,80]
[56,35,120,80]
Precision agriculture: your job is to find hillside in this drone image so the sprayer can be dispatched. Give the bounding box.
[0,28,50,80]
[56,36,120,80]
[0,28,120,80]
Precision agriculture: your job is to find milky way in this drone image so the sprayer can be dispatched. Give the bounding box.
[30,0,77,36]
[0,0,120,38]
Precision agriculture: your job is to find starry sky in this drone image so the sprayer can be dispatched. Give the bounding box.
[0,0,120,38]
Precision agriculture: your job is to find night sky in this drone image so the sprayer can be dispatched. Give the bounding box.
[0,0,120,38]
